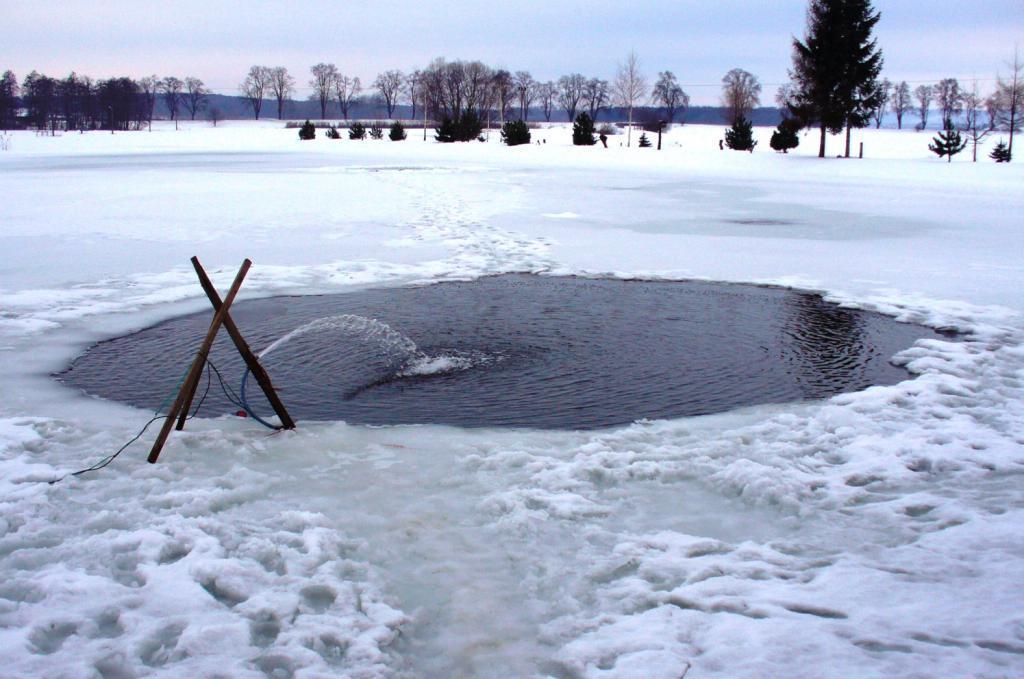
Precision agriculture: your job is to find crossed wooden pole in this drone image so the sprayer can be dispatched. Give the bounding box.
[147,257,296,463]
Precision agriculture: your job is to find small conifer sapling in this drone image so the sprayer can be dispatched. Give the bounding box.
[928,119,967,162]
[298,120,316,140]
[389,120,407,141]
[501,119,531,146]
[725,117,757,151]
[770,118,801,153]
[348,122,366,140]
[572,112,597,146]
[638,132,652,147]
[990,140,1012,163]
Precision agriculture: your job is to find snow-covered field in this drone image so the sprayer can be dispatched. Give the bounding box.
[1,119,1023,677]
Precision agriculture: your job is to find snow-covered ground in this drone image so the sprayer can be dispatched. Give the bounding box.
[1,119,1023,677]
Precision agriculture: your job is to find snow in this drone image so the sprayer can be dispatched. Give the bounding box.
[1,119,1023,677]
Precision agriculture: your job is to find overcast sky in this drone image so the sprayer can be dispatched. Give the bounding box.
[3,0,1021,104]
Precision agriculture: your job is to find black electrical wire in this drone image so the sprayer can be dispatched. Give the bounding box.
[48,360,214,484]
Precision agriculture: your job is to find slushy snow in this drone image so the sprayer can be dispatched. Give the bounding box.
[1,120,1023,677]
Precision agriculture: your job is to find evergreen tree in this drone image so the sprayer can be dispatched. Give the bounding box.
[928,119,966,162]
[990,139,1012,163]
[725,117,757,151]
[501,119,531,146]
[298,120,316,140]
[0,70,18,131]
[326,125,341,139]
[369,121,384,139]
[789,0,884,158]
[637,132,652,147]
[456,109,482,141]
[435,116,457,143]
[435,110,482,142]
[770,118,801,152]
[389,120,407,141]
[348,122,366,140]
[572,112,596,145]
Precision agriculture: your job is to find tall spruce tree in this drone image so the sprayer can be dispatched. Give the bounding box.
[789,0,884,158]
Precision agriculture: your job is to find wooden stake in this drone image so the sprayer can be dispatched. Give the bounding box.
[147,260,250,463]
[183,256,296,430]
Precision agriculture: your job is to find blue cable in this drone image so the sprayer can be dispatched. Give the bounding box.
[240,367,281,430]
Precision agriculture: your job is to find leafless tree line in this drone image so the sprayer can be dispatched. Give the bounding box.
[1,69,209,132]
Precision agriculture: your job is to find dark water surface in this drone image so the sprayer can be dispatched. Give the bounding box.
[60,275,946,430]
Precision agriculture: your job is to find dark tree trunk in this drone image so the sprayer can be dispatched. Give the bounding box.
[818,122,827,158]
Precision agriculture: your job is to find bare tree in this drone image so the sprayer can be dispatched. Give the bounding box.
[720,68,761,125]
[372,70,404,118]
[333,75,361,120]
[208,107,223,127]
[914,84,933,130]
[268,67,295,120]
[871,78,892,128]
[558,73,586,121]
[184,77,208,120]
[538,81,557,122]
[993,48,1023,158]
[582,78,609,120]
[309,63,339,118]
[613,51,648,146]
[160,76,183,122]
[961,81,992,162]
[405,71,422,120]
[513,71,536,120]
[464,61,494,117]
[138,75,158,129]
[491,70,514,124]
[240,66,270,119]
[935,77,963,124]
[651,70,689,125]
[891,81,911,129]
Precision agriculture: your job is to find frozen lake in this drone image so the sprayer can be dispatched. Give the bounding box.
[2,121,1023,677]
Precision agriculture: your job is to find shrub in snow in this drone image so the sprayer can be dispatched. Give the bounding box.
[638,132,652,148]
[928,118,966,162]
[990,139,1012,163]
[369,121,384,139]
[349,122,366,140]
[326,125,341,140]
[458,110,483,141]
[597,122,617,136]
[298,120,316,140]
[389,121,407,141]
[573,112,596,146]
[501,119,531,146]
[435,109,482,142]
[725,117,757,151]
[770,118,801,153]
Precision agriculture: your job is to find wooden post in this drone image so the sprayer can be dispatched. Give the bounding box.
[185,256,296,430]
[859,142,864,159]
[148,260,250,464]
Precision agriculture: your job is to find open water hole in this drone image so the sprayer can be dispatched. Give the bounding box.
[56,274,950,674]
[61,274,946,429]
